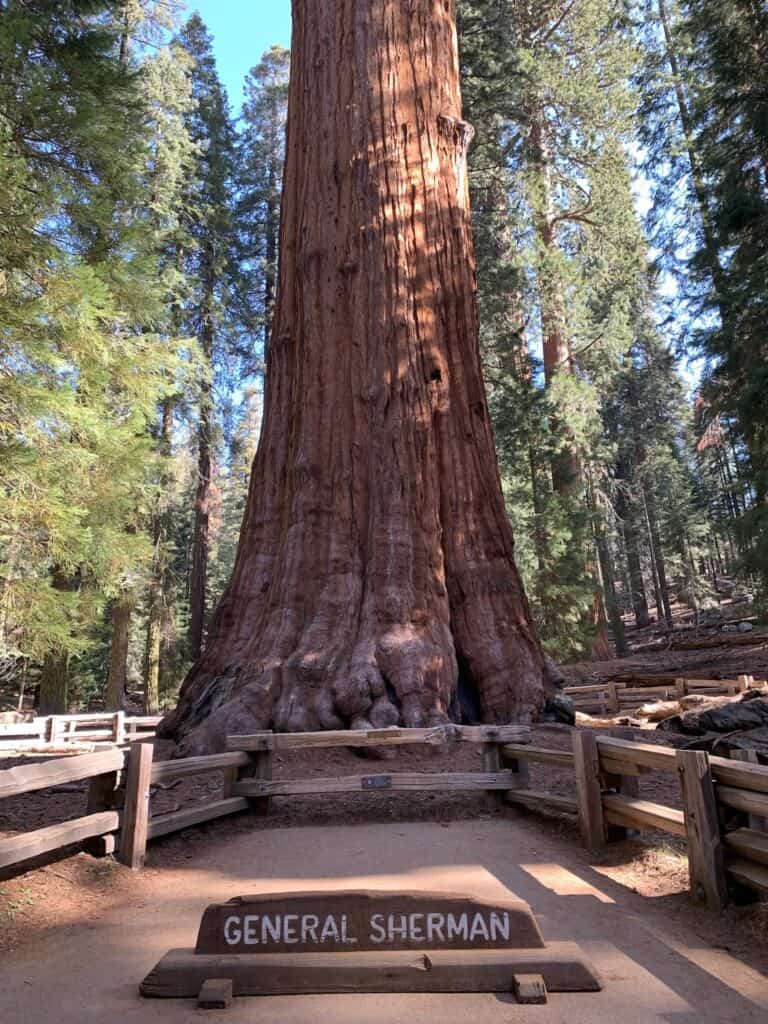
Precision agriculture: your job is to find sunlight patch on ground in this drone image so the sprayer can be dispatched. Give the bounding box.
[518,863,615,904]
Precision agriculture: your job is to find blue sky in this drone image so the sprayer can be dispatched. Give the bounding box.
[187,2,292,112]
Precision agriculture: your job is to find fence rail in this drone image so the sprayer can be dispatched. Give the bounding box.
[565,675,765,715]
[0,712,161,751]
[2,721,767,912]
[0,747,126,871]
[566,731,768,908]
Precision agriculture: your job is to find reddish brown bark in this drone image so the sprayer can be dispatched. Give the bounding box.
[188,293,214,662]
[105,595,132,711]
[161,0,551,753]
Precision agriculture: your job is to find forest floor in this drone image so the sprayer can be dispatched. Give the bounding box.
[1,629,767,1020]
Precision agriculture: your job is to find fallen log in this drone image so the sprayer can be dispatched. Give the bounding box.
[640,632,768,653]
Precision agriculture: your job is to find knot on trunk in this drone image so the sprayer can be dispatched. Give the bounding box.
[437,114,475,152]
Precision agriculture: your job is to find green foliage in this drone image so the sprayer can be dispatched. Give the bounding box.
[0,2,194,673]
[460,0,653,656]
[235,45,290,356]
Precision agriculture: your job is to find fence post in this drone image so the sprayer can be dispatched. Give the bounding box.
[118,742,154,870]
[604,727,640,841]
[85,759,123,857]
[677,749,728,910]
[730,749,767,832]
[572,730,606,852]
[235,732,274,815]
[482,732,515,804]
[112,711,126,745]
[607,683,620,715]
[501,748,530,792]
[46,715,63,746]
[482,739,501,773]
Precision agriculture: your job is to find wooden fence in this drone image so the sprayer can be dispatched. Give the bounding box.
[2,724,767,911]
[0,724,532,875]
[0,712,162,752]
[501,731,768,909]
[565,675,764,716]
[581,734,768,908]
[0,748,125,870]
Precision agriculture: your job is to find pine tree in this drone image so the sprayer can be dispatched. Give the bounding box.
[176,14,238,662]
[459,0,643,657]
[0,2,189,711]
[139,36,199,713]
[682,0,768,589]
[236,46,290,365]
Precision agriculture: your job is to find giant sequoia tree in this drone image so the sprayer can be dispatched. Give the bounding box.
[161,0,551,753]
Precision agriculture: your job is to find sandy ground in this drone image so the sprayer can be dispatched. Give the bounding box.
[1,812,767,1024]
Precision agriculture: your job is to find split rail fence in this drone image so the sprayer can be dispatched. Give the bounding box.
[0,712,161,752]
[501,731,768,909]
[0,725,531,875]
[565,674,765,716]
[1,724,767,911]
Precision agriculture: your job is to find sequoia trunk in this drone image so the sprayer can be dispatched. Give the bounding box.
[161,0,551,753]
[105,595,132,711]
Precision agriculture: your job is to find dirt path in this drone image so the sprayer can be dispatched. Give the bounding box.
[1,811,767,1023]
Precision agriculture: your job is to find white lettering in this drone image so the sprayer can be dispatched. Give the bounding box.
[262,915,281,943]
[243,915,259,945]
[409,913,425,942]
[369,913,387,943]
[387,914,409,942]
[283,914,298,943]
[341,914,357,944]
[224,915,242,946]
[301,914,320,943]
[446,913,468,940]
[426,913,446,943]
[469,913,490,941]
[490,912,510,942]
[320,915,340,943]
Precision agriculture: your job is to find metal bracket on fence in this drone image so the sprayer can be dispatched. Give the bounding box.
[361,774,393,790]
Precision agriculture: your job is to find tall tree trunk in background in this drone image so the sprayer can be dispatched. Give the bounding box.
[592,505,628,657]
[625,520,651,628]
[144,586,162,715]
[39,651,69,716]
[615,483,651,628]
[161,0,552,754]
[144,399,174,714]
[526,116,582,497]
[263,134,279,355]
[644,485,674,629]
[188,283,214,661]
[505,299,550,606]
[38,569,76,714]
[525,112,611,659]
[105,595,131,710]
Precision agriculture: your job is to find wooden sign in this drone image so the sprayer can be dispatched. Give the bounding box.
[140,889,603,1001]
[195,891,545,955]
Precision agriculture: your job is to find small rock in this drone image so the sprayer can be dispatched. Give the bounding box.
[738,621,754,632]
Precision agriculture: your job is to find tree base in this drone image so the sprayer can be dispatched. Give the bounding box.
[160,623,555,755]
